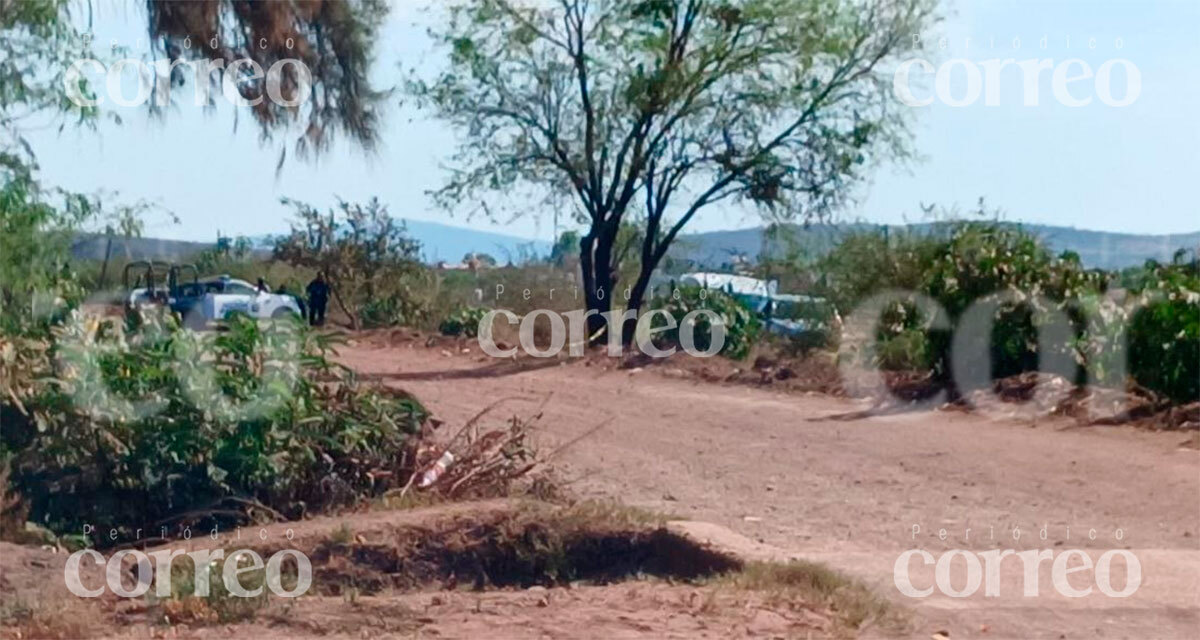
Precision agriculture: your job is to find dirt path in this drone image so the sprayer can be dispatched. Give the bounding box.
[341,342,1200,639]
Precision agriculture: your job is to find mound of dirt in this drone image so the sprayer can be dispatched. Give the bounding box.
[1,501,872,639]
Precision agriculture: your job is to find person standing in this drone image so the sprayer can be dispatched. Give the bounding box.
[305,272,329,326]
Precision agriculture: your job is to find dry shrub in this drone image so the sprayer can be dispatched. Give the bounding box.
[307,500,736,595]
[393,398,557,501]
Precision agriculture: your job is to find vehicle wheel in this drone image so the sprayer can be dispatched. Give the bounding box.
[272,308,299,320]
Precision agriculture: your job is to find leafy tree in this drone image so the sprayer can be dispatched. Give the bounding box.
[1,0,100,166]
[273,197,422,329]
[464,251,498,267]
[0,1,168,317]
[551,230,581,267]
[410,0,936,341]
[4,0,388,167]
[0,166,90,332]
[195,234,255,275]
[143,0,390,161]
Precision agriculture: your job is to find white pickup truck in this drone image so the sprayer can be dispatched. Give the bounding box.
[188,276,303,323]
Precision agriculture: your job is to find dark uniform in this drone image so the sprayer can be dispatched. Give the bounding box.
[306,275,330,326]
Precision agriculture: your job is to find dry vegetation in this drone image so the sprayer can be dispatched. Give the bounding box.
[1,500,904,639]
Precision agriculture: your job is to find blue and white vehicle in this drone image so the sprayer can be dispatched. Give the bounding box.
[184,276,303,323]
[124,263,302,327]
[677,272,838,338]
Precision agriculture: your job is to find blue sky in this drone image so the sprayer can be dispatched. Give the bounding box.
[25,0,1200,242]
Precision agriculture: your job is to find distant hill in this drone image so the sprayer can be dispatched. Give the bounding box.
[70,233,226,262]
[673,222,1200,270]
[398,219,551,264]
[69,219,552,266]
[70,220,1198,271]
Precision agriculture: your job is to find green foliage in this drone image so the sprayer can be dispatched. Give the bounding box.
[143,0,389,160]
[410,0,938,324]
[872,327,932,371]
[816,228,940,313]
[0,168,87,332]
[1,0,101,162]
[817,218,1199,404]
[920,221,1106,383]
[652,286,760,360]
[550,230,581,267]
[359,269,448,330]
[1,169,435,544]
[439,306,491,338]
[1,310,428,543]
[1121,258,1199,403]
[822,220,1104,379]
[274,197,424,329]
[195,235,255,274]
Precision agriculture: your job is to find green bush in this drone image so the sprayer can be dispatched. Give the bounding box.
[0,168,442,544]
[816,228,940,314]
[1122,260,1200,404]
[1,310,428,544]
[873,327,932,371]
[273,197,425,329]
[0,167,90,335]
[920,223,1094,385]
[439,306,490,337]
[651,286,760,360]
[817,220,1200,405]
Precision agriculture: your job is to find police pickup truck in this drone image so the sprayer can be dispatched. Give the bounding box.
[126,265,302,326]
[179,276,302,324]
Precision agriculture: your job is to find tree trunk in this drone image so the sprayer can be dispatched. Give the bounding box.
[579,227,616,344]
[621,261,656,344]
[329,283,358,330]
[580,216,676,348]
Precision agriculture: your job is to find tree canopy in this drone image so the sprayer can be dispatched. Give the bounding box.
[410,0,936,340]
[144,0,390,161]
[1,0,99,171]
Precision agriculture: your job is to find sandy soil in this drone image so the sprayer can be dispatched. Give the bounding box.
[3,339,1196,639]
[337,340,1200,639]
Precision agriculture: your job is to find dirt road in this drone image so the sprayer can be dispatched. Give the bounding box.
[340,341,1200,639]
